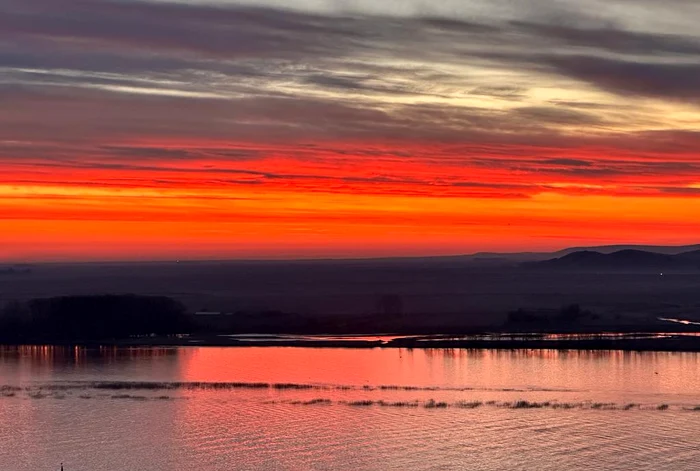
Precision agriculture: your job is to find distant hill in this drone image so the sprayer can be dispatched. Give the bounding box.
[8,244,700,267]
[469,252,554,263]
[0,265,33,275]
[525,249,700,271]
[552,244,700,256]
[470,244,700,264]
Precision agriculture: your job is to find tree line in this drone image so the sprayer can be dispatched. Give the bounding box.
[0,295,190,342]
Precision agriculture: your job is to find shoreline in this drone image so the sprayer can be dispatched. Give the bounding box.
[4,332,700,352]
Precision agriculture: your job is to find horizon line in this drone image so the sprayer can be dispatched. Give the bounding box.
[4,242,700,266]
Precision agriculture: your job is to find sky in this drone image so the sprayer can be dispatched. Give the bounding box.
[2,0,700,261]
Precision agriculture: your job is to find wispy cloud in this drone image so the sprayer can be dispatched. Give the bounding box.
[2,0,700,257]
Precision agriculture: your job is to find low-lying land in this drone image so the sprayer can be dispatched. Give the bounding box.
[2,293,700,351]
[2,249,700,351]
[58,332,700,352]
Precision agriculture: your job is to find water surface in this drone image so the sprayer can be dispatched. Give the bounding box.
[1,346,699,470]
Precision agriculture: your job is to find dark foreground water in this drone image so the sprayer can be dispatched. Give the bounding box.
[1,346,699,470]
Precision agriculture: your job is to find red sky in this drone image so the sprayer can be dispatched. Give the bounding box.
[2,0,700,261]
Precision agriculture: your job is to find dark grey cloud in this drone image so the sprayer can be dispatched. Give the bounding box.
[0,1,360,59]
[511,21,700,56]
[2,0,699,107]
[1,0,700,200]
[543,55,700,102]
[514,106,604,125]
[417,17,501,34]
[98,145,263,161]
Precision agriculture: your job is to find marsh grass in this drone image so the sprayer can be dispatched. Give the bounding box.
[293,398,331,405]
[424,399,448,408]
[590,403,616,410]
[348,400,375,406]
[111,394,148,400]
[455,401,482,409]
[381,401,420,407]
[511,401,545,409]
[551,403,579,409]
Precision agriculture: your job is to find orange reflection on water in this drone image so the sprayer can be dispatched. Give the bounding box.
[175,347,700,397]
[169,347,700,465]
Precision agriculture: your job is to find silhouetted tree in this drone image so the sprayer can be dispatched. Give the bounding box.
[0,301,32,338]
[0,295,190,341]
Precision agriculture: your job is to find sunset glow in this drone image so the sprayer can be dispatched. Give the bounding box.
[2,0,700,260]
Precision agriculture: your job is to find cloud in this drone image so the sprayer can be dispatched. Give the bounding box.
[543,159,592,167]
[511,21,700,56]
[1,0,700,202]
[543,55,700,102]
[514,106,604,126]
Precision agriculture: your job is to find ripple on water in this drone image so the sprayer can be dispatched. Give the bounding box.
[1,347,700,470]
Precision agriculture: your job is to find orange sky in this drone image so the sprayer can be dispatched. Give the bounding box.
[4,153,700,261]
[2,0,700,261]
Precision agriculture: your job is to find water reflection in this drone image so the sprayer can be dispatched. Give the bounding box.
[1,346,699,396]
[1,347,700,471]
[0,346,184,382]
[0,345,180,362]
